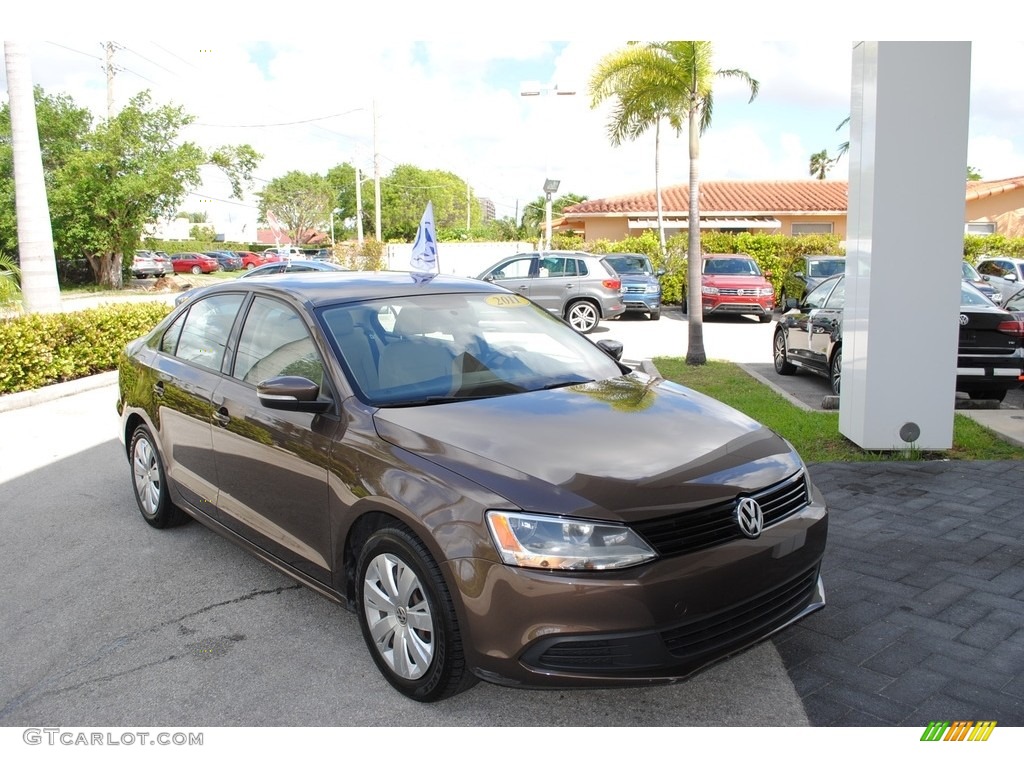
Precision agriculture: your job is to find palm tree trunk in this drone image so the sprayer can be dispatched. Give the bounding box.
[4,41,62,313]
[686,106,706,365]
[654,119,666,256]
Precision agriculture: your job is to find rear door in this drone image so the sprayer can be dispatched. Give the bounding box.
[530,254,579,314]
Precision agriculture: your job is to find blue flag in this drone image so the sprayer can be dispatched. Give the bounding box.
[409,201,438,272]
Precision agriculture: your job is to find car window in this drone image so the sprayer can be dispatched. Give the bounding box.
[823,277,845,309]
[962,262,981,281]
[233,297,324,388]
[576,258,589,276]
[803,277,838,310]
[808,259,845,278]
[604,255,650,274]
[160,313,186,354]
[538,257,574,278]
[1005,289,1024,312]
[172,294,245,370]
[489,257,535,280]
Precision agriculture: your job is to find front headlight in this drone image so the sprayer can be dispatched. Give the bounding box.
[702,286,719,295]
[760,287,775,297]
[486,511,656,570]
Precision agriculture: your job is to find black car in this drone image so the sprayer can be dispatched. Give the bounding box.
[174,259,348,306]
[118,271,827,701]
[778,255,845,308]
[203,251,243,272]
[773,275,1024,401]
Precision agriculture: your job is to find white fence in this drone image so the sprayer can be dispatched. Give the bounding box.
[384,241,536,278]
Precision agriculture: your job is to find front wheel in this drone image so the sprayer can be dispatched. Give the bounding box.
[829,347,842,396]
[357,525,476,702]
[758,313,773,323]
[129,426,189,529]
[566,300,599,333]
[773,330,796,375]
[965,388,1007,402]
[649,309,661,321]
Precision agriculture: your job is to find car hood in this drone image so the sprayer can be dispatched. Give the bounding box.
[703,275,771,289]
[373,373,802,522]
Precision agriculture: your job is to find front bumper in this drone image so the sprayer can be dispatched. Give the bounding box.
[703,297,774,317]
[445,496,827,689]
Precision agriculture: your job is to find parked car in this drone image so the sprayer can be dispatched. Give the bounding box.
[779,255,845,307]
[232,251,267,270]
[975,257,1024,298]
[203,251,243,272]
[773,275,1024,400]
[170,252,220,275]
[118,271,828,702]
[1002,285,1024,318]
[962,260,1001,304]
[174,260,349,306]
[601,253,663,320]
[131,250,166,279]
[477,250,624,333]
[697,254,775,323]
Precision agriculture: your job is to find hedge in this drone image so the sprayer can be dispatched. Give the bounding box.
[0,302,172,395]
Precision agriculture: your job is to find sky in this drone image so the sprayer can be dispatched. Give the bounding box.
[3,7,1024,235]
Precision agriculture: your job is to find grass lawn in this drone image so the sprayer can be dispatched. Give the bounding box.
[654,357,1024,462]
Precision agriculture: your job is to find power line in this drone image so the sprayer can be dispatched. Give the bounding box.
[118,44,180,77]
[151,43,199,69]
[195,108,365,129]
[44,41,102,62]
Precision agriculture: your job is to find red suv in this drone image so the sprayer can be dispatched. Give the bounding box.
[700,254,775,323]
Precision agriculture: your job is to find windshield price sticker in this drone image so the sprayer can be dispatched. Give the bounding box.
[486,295,531,307]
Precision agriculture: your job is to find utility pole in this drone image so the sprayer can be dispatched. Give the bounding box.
[355,164,364,247]
[104,42,116,119]
[373,100,382,242]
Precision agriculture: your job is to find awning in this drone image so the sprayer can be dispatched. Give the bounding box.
[627,217,782,230]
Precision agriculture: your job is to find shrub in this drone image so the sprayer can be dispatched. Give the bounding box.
[0,302,171,395]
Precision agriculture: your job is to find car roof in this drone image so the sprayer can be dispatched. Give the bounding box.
[188,271,497,309]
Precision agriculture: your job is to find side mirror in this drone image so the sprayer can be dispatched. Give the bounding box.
[257,376,331,413]
[1005,272,1018,282]
[596,339,624,361]
[786,297,800,310]
[656,269,666,277]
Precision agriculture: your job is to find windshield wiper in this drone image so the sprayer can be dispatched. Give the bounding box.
[537,378,593,391]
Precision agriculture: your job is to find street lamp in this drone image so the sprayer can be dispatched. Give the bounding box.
[330,207,341,247]
[543,178,560,252]
[521,83,575,250]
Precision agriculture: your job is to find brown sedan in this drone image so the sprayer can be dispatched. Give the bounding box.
[117,272,827,701]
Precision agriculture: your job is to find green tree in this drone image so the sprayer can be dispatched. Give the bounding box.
[0,252,21,309]
[967,166,983,181]
[809,149,835,179]
[593,42,757,365]
[325,161,374,240]
[45,90,259,288]
[521,192,587,244]
[257,171,333,244]
[590,45,690,255]
[835,116,850,160]
[378,165,478,241]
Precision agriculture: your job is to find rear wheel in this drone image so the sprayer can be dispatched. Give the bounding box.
[829,347,843,395]
[773,330,796,375]
[129,426,189,529]
[191,265,202,275]
[356,525,476,702]
[566,300,599,333]
[965,388,1007,402]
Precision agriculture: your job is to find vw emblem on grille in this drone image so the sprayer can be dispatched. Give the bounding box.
[959,314,969,326]
[735,497,764,539]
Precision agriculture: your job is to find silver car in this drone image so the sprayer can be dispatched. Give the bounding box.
[477,251,625,333]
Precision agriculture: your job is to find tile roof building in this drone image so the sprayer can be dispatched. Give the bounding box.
[557,177,1024,242]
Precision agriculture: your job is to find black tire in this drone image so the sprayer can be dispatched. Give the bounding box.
[565,300,599,334]
[965,388,1007,402]
[356,525,476,702]
[649,309,661,321]
[758,313,773,323]
[129,425,189,529]
[829,346,842,396]
[773,330,796,375]
[191,265,202,275]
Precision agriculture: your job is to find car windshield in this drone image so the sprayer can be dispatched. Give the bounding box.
[962,261,982,280]
[807,259,845,278]
[319,292,623,407]
[603,255,652,275]
[961,282,994,307]
[703,257,761,276]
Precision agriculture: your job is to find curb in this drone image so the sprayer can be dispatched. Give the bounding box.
[0,370,118,414]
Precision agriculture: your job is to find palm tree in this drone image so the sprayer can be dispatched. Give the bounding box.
[590,48,689,256]
[809,149,835,180]
[835,116,851,161]
[592,42,757,365]
[3,42,62,313]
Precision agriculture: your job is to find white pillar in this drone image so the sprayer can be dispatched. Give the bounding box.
[840,42,972,450]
